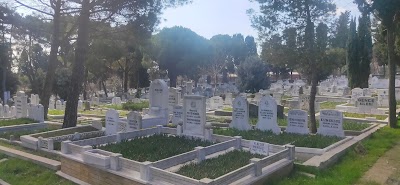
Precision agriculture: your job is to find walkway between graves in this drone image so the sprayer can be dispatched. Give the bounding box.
[0,145,60,170]
[356,141,400,185]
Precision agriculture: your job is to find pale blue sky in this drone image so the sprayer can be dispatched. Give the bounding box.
[159,0,361,39]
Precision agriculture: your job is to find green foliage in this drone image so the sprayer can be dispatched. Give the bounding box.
[0,158,74,185]
[177,150,263,180]
[237,56,270,93]
[152,26,212,87]
[319,102,344,109]
[347,15,372,88]
[0,118,35,127]
[52,67,71,100]
[267,123,400,185]
[97,134,213,162]
[121,101,149,111]
[48,109,65,115]
[343,112,387,120]
[213,128,341,149]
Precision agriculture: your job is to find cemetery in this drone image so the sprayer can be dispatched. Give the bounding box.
[0,0,399,184]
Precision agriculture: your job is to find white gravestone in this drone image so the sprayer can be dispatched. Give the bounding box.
[168,88,178,113]
[49,99,55,110]
[172,105,184,126]
[186,81,193,95]
[351,88,364,104]
[16,91,28,118]
[4,105,9,118]
[286,110,309,135]
[56,100,62,110]
[249,140,269,156]
[127,111,142,131]
[78,100,83,110]
[230,96,251,130]
[0,105,3,118]
[299,95,310,110]
[377,89,389,107]
[256,96,281,134]
[224,93,233,105]
[183,95,206,138]
[210,96,223,110]
[273,93,283,105]
[105,109,120,135]
[147,79,169,118]
[10,106,16,118]
[356,97,377,113]
[317,110,344,137]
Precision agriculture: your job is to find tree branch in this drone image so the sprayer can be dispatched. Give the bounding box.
[14,0,53,16]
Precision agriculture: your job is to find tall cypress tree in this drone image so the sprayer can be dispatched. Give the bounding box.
[358,14,372,88]
[347,18,359,88]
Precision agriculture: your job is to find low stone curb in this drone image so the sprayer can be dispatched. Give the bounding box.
[56,171,91,185]
[0,178,11,185]
[0,145,60,170]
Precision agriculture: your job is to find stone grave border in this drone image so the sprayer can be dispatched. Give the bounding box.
[60,125,295,185]
[21,124,102,151]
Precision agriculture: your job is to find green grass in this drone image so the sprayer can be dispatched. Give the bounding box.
[0,124,61,140]
[343,112,388,120]
[0,158,75,185]
[177,150,263,180]
[267,123,400,185]
[207,116,230,123]
[320,102,344,109]
[0,152,8,159]
[213,128,342,149]
[0,140,60,161]
[96,134,214,162]
[0,118,36,127]
[122,101,149,111]
[47,109,64,115]
[222,107,233,112]
[282,95,292,100]
[79,109,129,117]
[32,126,98,138]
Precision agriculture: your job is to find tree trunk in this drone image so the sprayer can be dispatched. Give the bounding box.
[387,24,397,128]
[309,77,318,133]
[83,67,88,100]
[102,80,108,97]
[123,59,129,93]
[63,0,91,128]
[169,74,177,87]
[1,66,5,104]
[40,0,62,119]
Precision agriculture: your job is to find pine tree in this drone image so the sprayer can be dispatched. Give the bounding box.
[358,14,372,88]
[347,18,359,88]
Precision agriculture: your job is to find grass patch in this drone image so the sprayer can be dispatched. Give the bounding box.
[0,140,60,161]
[0,124,61,140]
[267,123,400,185]
[207,116,230,123]
[213,128,341,148]
[0,153,8,159]
[177,150,263,180]
[222,107,233,112]
[343,112,387,120]
[32,126,98,138]
[320,102,344,109]
[122,101,149,111]
[0,158,74,185]
[48,109,64,115]
[0,118,36,127]
[79,109,129,117]
[96,134,213,162]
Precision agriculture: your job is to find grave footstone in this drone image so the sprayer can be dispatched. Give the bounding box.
[317,110,344,137]
[224,93,233,106]
[230,96,251,130]
[255,96,281,134]
[286,110,309,135]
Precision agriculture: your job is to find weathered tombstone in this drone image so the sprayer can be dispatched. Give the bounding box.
[105,109,120,135]
[186,81,193,95]
[224,93,233,105]
[78,100,83,110]
[0,104,3,118]
[49,99,55,110]
[317,110,344,137]
[168,88,178,113]
[172,105,184,125]
[286,110,309,135]
[36,104,44,123]
[377,89,389,107]
[183,95,206,138]
[342,87,350,96]
[331,85,337,93]
[273,93,282,105]
[127,111,142,131]
[4,105,10,118]
[356,96,377,113]
[15,91,28,118]
[10,106,16,118]
[299,94,310,110]
[256,96,281,134]
[210,96,223,110]
[147,79,169,122]
[84,101,91,111]
[351,88,364,104]
[56,100,62,110]
[230,96,251,130]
